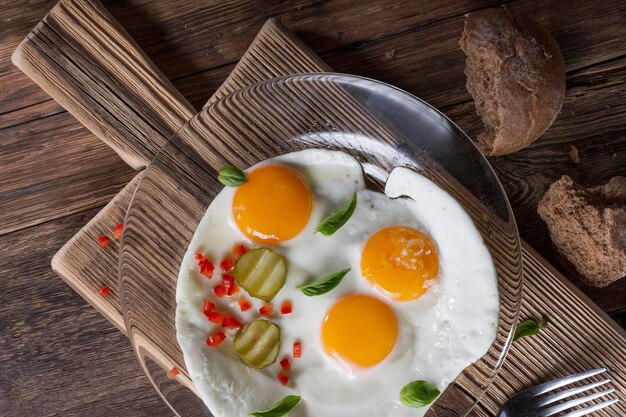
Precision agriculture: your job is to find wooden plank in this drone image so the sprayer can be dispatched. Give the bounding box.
[1,0,501,117]
[0,208,170,416]
[0,112,135,235]
[7,0,625,122]
[12,0,196,169]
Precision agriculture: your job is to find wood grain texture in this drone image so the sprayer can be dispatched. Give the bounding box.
[0,111,135,234]
[2,0,626,416]
[0,208,167,417]
[11,0,196,169]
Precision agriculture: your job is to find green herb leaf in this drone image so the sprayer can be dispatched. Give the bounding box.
[250,395,301,417]
[316,192,357,236]
[298,268,350,296]
[218,165,248,187]
[400,380,440,408]
[513,318,548,342]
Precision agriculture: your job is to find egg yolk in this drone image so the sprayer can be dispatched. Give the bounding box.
[232,165,312,244]
[361,226,438,301]
[321,294,398,367]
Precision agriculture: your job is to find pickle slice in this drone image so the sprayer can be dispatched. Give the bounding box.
[234,248,286,301]
[233,319,280,368]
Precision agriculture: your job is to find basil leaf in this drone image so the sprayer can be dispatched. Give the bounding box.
[250,395,301,417]
[316,192,357,236]
[299,268,350,296]
[513,318,547,342]
[218,165,248,187]
[400,380,440,408]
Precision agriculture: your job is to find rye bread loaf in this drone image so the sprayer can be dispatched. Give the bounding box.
[537,175,626,287]
[459,9,566,156]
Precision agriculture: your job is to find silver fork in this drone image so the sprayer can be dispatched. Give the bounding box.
[498,368,619,417]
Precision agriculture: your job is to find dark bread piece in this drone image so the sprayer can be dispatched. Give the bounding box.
[538,175,626,287]
[459,9,566,156]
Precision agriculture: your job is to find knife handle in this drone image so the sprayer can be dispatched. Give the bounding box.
[12,0,195,170]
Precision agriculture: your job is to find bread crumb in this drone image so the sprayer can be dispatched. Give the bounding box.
[569,145,580,164]
[385,48,396,59]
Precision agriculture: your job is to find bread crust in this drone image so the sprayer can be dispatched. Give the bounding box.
[538,176,626,287]
[460,9,566,156]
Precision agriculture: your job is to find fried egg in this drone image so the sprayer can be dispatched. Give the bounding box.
[176,149,499,417]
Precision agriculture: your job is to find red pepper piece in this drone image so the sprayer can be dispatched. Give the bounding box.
[280,300,292,315]
[220,256,235,272]
[206,332,226,348]
[214,284,227,298]
[228,317,242,329]
[233,244,248,259]
[114,223,123,240]
[208,311,225,325]
[98,285,110,296]
[238,298,252,312]
[277,372,289,386]
[293,341,301,358]
[222,316,242,329]
[280,357,291,371]
[195,253,215,279]
[167,367,180,379]
[202,301,215,318]
[222,274,234,287]
[259,303,273,316]
[226,282,239,296]
[98,235,109,247]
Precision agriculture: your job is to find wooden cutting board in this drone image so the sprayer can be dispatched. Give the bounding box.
[12,0,626,416]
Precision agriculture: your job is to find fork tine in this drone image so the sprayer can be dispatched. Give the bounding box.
[525,368,606,397]
[535,379,612,407]
[540,389,615,417]
[562,398,619,417]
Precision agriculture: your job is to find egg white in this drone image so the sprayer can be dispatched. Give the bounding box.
[176,149,499,417]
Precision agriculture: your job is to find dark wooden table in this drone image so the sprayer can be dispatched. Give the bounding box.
[1,1,625,415]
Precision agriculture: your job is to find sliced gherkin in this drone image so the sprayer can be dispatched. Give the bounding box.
[234,248,286,301]
[233,319,280,368]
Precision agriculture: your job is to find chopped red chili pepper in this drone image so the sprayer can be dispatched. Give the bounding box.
[214,284,227,298]
[293,341,301,358]
[280,357,291,371]
[208,311,225,325]
[220,256,235,272]
[277,371,289,386]
[222,274,234,286]
[259,303,273,316]
[280,300,292,315]
[206,332,226,348]
[238,298,252,312]
[202,301,215,318]
[194,253,215,279]
[167,367,180,379]
[233,244,248,259]
[222,316,242,329]
[98,235,109,247]
[114,223,123,240]
[227,282,239,296]
[228,317,242,329]
[98,285,110,296]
